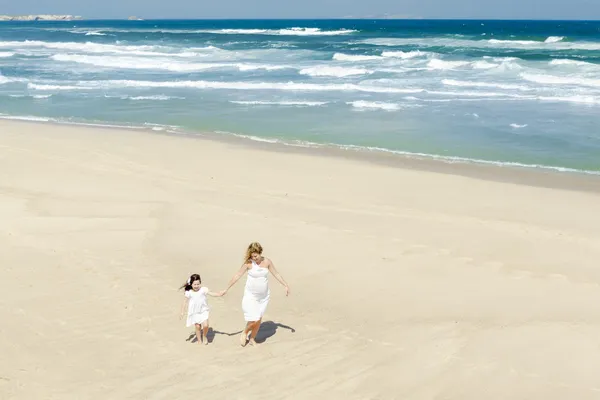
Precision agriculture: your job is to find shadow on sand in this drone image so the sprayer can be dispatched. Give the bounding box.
[185,321,295,344]
[186,328,244,343]
[255,321,296,344]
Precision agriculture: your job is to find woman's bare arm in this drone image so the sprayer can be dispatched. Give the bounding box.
[268,259,290,296]
[223,263,249,294]
[206,289,225,297]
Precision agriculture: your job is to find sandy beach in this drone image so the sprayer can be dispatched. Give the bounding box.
[1,119,600,399]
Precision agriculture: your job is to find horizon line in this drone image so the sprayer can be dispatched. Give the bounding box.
[3,17,600,22]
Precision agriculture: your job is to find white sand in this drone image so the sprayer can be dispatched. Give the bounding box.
[1,120,600,399]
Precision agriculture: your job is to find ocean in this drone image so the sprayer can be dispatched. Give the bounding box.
[1,19,600,174]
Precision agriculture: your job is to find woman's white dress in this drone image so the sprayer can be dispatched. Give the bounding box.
[185,287,210,327]
[242,261,270,322]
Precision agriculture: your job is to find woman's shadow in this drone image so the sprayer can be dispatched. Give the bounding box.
[255,321,295,344]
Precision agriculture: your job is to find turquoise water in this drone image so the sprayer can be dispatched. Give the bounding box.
[1,19,600,173]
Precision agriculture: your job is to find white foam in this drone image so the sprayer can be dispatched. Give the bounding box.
[0,74,26,84]
[64,29,108,36]
[495,60,524,72]
[427,59,470,70]
[224,130,600,176]
[268,42,297,49]
[299,66,372,77]
[237,64,289,71]
[442,79,530,91]
[363,37,600,51]
[549,59,595,67]
[429,90,527,98]
[419,94,600,105]
[488,39,542,46]
[544,36,564,43]
[51,54,220,71]
[0,115,52,122]
[28,79,424,94]
[347,101,401,111]
[0,51,14,58]
[143,122,181,130]
[536,95,600,105]
[224,132,281,144]
[28,83,92,90]
[472,61,498,69]
[49,26,357,36]
[521,73,600,88]
[231,100,328,106]
[333,53,382,61]
[1,111,597,176]
[0,40,211,58]
[381,50,430,59]
[484,56,521,62]
[7,93,47,98]
[198,27,357,36]
[51,54,287,73]
[337,144,600,175]
[128,95,183,101]
[510,123,528,128]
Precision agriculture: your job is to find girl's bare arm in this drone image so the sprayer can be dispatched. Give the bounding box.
[179,297,189,319]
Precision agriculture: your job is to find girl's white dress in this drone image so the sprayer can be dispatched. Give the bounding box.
[242,261,270,322]
[185,287,210,327]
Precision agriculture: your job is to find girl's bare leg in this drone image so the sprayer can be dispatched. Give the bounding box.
[201,320,209,345]
[195,324,202,345]
[248,318,262,346]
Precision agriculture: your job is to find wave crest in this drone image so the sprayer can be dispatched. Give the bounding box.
[299,66,372,77]
[198,27,357,36]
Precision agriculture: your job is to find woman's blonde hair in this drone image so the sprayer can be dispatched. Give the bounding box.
[244,242,263,262]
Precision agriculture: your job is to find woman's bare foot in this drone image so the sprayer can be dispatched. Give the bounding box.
[240,332,248,347]
[248,338,258,347]
[198,336,204,345]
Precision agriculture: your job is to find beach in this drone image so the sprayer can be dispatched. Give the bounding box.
[1,120,600,399]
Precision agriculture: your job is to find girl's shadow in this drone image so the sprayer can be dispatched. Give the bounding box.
[186,327,243,343]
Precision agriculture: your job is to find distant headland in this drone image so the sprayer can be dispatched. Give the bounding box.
[0,15,82,21]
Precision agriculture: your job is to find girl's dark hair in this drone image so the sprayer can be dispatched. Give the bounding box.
[180,274,201,291]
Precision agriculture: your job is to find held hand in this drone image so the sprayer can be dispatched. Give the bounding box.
[218,290,227,297]
[284,286,290,296]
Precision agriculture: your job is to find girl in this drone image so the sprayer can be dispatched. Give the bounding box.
[179,274,224,345]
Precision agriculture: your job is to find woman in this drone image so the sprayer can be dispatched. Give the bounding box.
[223,242,290,347]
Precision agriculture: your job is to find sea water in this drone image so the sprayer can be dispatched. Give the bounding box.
[1,19,600,173]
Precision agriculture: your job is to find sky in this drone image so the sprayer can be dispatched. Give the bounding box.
[0,0,599,20]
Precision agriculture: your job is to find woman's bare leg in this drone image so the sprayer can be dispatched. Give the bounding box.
[240,321,253,347]
[248,318,262,346]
